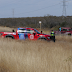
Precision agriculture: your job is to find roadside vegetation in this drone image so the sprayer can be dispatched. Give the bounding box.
[0,26,72,72]
[0,16,72,30]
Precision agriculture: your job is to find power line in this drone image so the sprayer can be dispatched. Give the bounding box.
[0,2,63,18]
[15,2,62,15]
[62,0,66,17]
[0,1,71,18]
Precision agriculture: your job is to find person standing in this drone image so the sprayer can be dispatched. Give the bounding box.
[50,30,55,42]
[41,31,42,34]
[59,27,61,31]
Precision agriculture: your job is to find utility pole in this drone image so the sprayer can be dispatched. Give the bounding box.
[39,20,42,32]
[62,0,66,17]
[13,9,14,18]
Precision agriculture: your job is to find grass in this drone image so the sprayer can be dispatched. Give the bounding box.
[0,26,72,72]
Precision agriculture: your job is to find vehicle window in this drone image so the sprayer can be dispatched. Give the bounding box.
[33,29,40,34]
[27,29,34,34]
[27,29,30,33]
[18,29,26,33]
[62,29,67,31]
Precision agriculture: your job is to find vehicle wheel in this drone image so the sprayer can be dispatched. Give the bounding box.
[68,33,71,36]
[5,36,14,39]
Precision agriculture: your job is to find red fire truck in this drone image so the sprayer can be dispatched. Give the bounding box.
[0,27,52,41]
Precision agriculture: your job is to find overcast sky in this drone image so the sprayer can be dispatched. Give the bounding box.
[0,0,72,18]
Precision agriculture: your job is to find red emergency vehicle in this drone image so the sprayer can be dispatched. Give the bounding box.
[0,27,51,41]
[54,27,72,35]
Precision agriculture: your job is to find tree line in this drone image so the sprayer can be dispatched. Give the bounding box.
[0,16,72,30]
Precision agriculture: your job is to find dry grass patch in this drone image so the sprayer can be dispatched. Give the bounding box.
[0,37,72,72]
[56,35,72,42]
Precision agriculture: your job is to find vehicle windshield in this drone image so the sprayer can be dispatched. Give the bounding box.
[69,28,72,31]
[33,29,41,34]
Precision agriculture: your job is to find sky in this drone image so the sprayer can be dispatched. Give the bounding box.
[0,0,72,18]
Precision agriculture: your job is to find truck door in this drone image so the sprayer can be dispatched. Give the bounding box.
[19,33,25,40]
[26,29,35,40]
[17,28,27,40]
[61,29,67,34]
[33,29,41,40]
